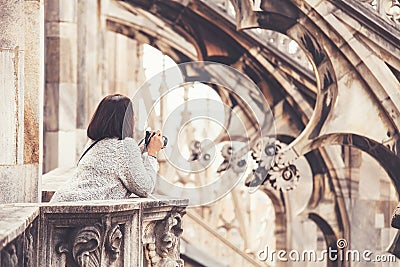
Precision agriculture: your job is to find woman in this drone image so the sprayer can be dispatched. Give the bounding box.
[51,94,163,202]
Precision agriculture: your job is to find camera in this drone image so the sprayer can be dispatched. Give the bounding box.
[144,130,168,148]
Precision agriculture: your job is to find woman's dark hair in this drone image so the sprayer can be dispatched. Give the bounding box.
[87,94,134,140]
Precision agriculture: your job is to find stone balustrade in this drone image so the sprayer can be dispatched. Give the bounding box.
[0,198,188,266]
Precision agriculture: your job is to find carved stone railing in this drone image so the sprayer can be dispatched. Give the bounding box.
[356,0,400,26]
[0,198,188,267]
[0,205,39,266]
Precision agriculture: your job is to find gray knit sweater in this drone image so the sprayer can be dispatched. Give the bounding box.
[51,137,158,202]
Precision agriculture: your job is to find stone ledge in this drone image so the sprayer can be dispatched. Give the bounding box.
[141,195,189,209]
[0,197,188,250]
[41,197,188,214]
[0,205,39,250]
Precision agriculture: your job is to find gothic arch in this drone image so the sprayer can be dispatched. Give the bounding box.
[229,0,400,158]
[309,133,400,193]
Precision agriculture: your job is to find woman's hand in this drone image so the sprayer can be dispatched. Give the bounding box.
[147,130,163,157]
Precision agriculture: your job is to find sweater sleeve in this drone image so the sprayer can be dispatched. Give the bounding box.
[117,137,159,197]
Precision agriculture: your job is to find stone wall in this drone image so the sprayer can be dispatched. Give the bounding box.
[0,0,43,203]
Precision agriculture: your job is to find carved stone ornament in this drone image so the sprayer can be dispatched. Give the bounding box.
[0,223,35,267]
[56,221,123,266]
[24,224,34,267]
[1,243,18,267]
[358,0,400,24]
[144,208,185,267]
[249,137,300,191]
[106,224,123,261]
[56,223,102,267]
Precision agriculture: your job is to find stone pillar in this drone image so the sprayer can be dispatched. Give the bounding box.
[76,0,103,152]
[128,40,146,96]
[105,32,146,96]
[44,0,78,173]
[0,0,25,167]
[0,0,43,203]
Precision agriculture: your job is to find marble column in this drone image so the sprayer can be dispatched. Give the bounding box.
[44,0,78,173]
[0,0,43,203]
[76,0,102,152]
[105,31,146,96]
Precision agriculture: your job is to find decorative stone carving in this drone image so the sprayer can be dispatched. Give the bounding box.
[57,223,102,267]
[24,224,34,267]
[106,224,123,261]
[0,223,36,267]
[144,208,185,267]
[1,243,18,267]
[249,138,300,191]
[56,221,123,266]
[358,0,400,24]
